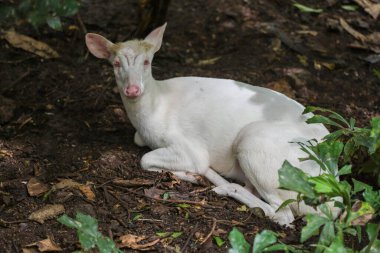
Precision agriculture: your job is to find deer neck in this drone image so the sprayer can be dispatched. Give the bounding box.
[120,75,163,127]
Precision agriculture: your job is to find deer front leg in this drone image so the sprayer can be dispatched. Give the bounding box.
[140,145,210,183]
[134,132,147,147]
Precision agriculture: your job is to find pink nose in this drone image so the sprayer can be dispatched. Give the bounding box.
[124,85,141,98]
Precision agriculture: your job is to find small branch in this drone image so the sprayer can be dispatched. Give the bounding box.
[200,217,217,245]
[181,222,198,252]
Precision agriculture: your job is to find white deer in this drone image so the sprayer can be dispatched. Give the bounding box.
[85,23,333,226]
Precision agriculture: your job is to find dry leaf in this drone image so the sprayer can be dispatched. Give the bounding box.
[77,185,95,201]
[265,79,295,99]
[113,178,155,187]
[28,204,65,224]
[118,234,160,250]
[340,18,380,53]
[3,29,59,59]
[52,179,81,190]
[354,0,380,19]
[52,179,95,201]
[144,187,166,199]
[27,177,49,197]
[22,248,39,253]
[197,56,221,66]
[26,236,62,252]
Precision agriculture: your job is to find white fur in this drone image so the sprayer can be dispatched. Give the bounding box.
[85,24,336,226]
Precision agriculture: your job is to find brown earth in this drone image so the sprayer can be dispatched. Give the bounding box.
[0,0,379,252]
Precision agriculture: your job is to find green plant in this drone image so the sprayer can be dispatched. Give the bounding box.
[0,0,82,30]
[228,110,380,252]
[58,212,123,253]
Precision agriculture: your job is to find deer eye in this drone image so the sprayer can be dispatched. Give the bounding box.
[114,60,120,67]
[144,59,150,66]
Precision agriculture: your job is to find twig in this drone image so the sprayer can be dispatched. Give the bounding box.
[113,185,222,209]
[76,13,87,35]
[181,222,198,252]
[107,188,131,221]
[200,217,217,245]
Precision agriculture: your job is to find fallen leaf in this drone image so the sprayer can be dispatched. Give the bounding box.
[3,29,59,59]
[27,178,49,197]
[22,248,39,253]
[52,179,95,201]
[354,0,380,19]
[197,56,221,66]
[340,18,380,53]
[144,187,166,199]
[113,178,155,187]
[28,204,65,224]
[77,184,95,201]
[118,234,160,250]
[237,205,249,212]
[265,79,296,99]
[26,236,62,252]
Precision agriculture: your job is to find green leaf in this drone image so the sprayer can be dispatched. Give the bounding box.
[319,203,333,220]
[57,214,81,229]
[213,236,225,247]
[352,179,372,194]
[228,227,250,253]
[132,213,143,221]
[78,230,97,251]
[46,15,62,31]
[276,199,297,212]
[27,10,47,28]
[301,214,329,243]
[324,235,350,253]
[363,189,380,211]
[318,221,335,250]
[303,106,350,128]
[278,161,316,198]
[341,5,358,11]
[171,232,183,238]
[306,115,344,128]
[314,141,344,175]
[162,192,170,200]
[176,203,190,208]
[252,230,277,253]
[344,228,357,236]
[338,165,352,176]
[324,129,348,142]
[293,3,323,13]
[97,236,119,253]
[156,232,171,237]
[348,201,375,226]
[366,223,380,242]
[343,138,357,162]
[368,117,380,154]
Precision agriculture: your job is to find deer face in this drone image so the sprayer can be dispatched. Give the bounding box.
[85,23,167,99]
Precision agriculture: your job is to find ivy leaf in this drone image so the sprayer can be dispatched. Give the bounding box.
[46,15,62,31]
[252,230,277,253]
[228,228,250,253]
[57,214,81,229]
[278,161,316,199]
[301,214,329,243]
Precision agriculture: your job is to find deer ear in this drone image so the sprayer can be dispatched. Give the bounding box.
[85,33,114,59]
[144,23,167,53]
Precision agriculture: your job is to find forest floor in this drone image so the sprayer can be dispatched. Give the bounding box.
[0,0,379,252]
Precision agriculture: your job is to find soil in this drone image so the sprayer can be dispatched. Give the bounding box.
[0,0,379,252]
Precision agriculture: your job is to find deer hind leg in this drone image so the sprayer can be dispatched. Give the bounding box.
[231,122,306,226]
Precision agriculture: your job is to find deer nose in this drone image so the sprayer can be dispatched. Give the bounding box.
[124,85,141,98]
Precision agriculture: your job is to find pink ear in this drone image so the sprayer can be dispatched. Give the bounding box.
[144,23,167,53]
[85,33,113,59]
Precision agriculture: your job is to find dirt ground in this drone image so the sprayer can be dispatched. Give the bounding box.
[0,0,379,252]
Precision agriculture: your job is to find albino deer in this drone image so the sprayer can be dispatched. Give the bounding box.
[85,23,334,226]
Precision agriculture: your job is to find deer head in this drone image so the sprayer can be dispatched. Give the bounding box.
[85,23,167,99]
